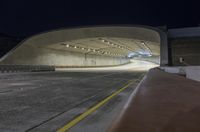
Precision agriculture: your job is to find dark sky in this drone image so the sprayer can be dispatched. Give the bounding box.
[0,0,200,37]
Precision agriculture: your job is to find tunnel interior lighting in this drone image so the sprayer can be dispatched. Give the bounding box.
[63,40,124,57]
[99,38,133,51]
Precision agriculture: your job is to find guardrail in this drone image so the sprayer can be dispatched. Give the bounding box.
[0,65,55,73]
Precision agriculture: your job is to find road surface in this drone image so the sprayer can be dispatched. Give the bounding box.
[0,60,157,132]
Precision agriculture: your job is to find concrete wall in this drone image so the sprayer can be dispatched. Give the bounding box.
[0,44,129,66]
[168,27,200,38]
[133,56,160,64]
[170,37,200,66]
[168,27,200,66]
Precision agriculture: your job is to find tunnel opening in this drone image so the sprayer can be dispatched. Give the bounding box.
[0,26,163,72]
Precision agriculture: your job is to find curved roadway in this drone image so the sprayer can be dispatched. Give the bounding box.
[0,60,157,132]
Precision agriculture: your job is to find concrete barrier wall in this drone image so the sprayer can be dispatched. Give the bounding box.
[133,56,160,64]
[160,66,200,82]
[0,44,129,67]
[0,65,55,73]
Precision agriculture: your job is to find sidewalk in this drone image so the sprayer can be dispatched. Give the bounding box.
[109,68,200,132]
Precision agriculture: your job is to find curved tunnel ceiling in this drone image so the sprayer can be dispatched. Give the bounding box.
[23,26,160,57]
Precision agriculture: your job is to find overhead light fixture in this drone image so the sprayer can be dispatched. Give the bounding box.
[102,40,105,42]
[66,44,69,47]
[74,46,77,48]
[82,48,84,50]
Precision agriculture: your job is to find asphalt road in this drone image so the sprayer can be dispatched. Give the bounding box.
[0,70,146,132]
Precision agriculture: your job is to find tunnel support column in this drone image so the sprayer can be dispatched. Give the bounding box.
[160,31,168,66]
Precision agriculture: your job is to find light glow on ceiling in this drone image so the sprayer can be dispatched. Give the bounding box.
[63,41,124,57]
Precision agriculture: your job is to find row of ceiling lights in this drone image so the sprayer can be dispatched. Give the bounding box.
[140,41,152,54]
[64,43,123,56]
[99,38,133,51]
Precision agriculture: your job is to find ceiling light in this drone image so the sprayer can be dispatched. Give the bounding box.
[82,48,84,50]
[74,46,77,48]
[66,44,69,47]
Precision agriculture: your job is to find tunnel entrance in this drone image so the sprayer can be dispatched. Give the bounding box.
[0,26,164,72]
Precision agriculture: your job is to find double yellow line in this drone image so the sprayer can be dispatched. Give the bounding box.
[57,79,135,132]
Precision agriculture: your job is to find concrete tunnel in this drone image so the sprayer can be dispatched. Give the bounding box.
[2,26,200,132]
[0,26,167,68]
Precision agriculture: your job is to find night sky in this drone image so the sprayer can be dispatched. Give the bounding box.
[0,0,199,37]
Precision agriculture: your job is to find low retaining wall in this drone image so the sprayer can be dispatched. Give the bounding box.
[0,65,55,73]
[160,66,200,82]
[133,56,160,64]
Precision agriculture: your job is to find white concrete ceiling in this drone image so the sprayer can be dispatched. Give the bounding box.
[41,37,160,57]
[18,26,161,57]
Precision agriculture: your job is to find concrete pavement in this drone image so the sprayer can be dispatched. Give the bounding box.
[0,60,157,132]
[0,70,144,132]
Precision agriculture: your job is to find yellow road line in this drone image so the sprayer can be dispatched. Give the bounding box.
[57,79,136,132]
